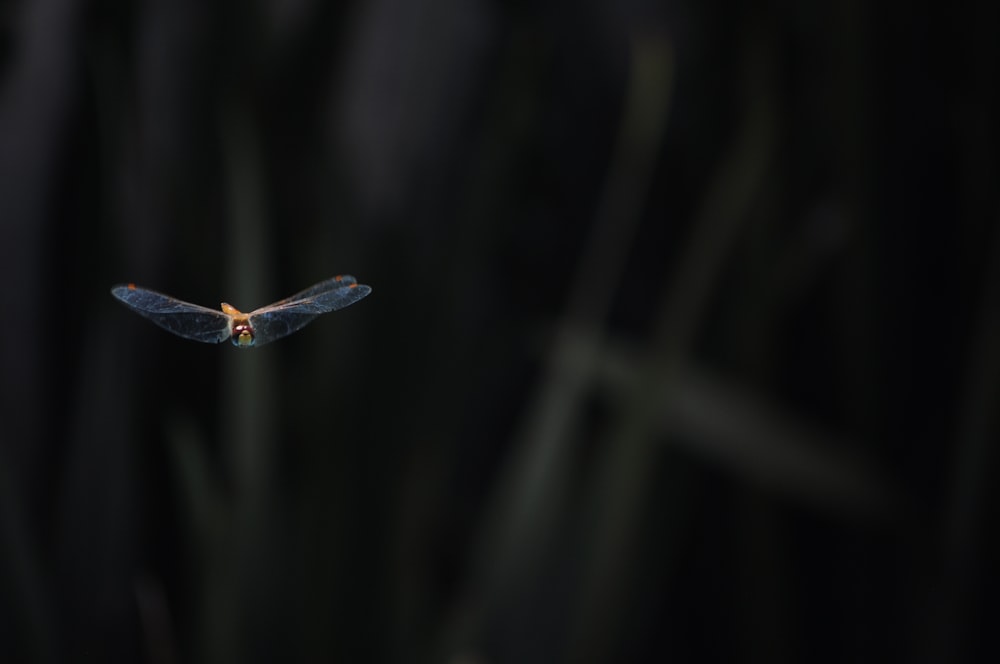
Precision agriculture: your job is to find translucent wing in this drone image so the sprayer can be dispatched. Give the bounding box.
[270,275,359,306]
[248,279,372,346]
[111,284,232,344]
[246,309,323,347]
[300,281,372,313]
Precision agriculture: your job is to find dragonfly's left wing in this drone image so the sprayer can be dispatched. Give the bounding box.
[248,280,371,346]
[271,275,359,306]
[306,282,372,313]
[247,309,323,347]
[111,284,232,344]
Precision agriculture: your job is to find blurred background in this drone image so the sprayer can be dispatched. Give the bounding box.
[1,0,997,662]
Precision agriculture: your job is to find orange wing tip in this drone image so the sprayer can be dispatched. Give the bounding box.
[127,283,137,290]
[348,283,358,289]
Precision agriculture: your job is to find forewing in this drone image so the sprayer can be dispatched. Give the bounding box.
[309,283,372,312]
[248,281,371,345]
[271,275,359,306]
[111,284,232,344]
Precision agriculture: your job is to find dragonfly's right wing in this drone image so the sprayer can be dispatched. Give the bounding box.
[111,284,232,344]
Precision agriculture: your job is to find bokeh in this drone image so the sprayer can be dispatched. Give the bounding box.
[1,1,997,662]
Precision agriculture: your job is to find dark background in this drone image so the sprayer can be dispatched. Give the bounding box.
[1,0,997,662]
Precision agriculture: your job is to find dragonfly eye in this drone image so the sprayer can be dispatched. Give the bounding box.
[232,324,255,348]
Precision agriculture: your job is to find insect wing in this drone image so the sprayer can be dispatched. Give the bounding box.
[111,285,232,344]
[247,281,371,346]
[247,305,323,347]
[271,275,359,306]
[309,282,372,312]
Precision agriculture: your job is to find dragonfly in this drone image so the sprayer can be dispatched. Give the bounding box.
[111,275,371,348]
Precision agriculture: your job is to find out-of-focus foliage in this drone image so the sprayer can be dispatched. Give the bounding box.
[1,0,997,662]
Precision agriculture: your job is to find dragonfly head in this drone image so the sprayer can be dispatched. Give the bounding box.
[231,323,255,348]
